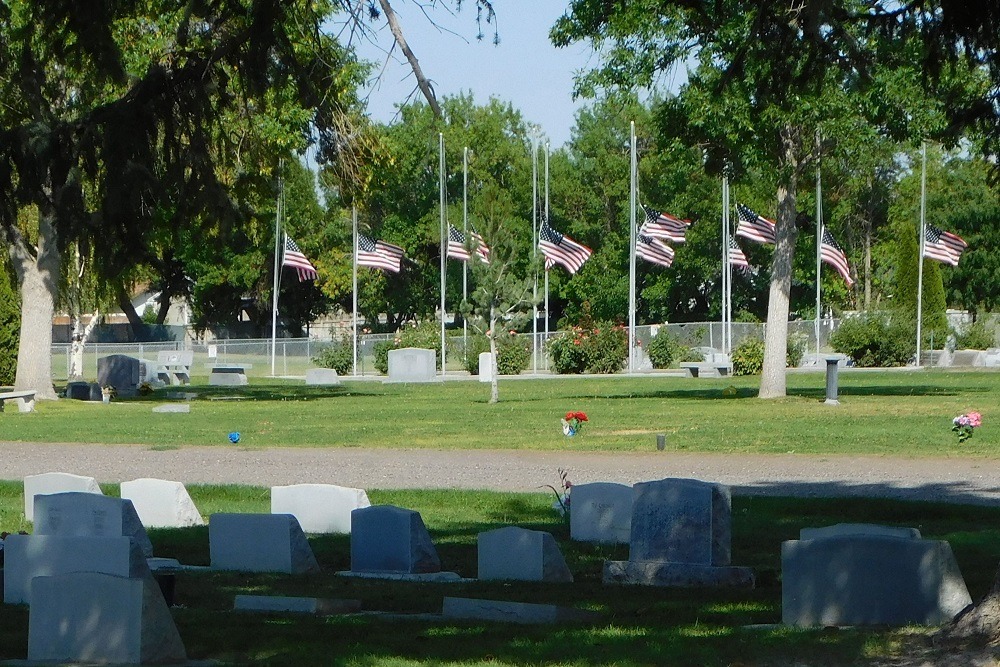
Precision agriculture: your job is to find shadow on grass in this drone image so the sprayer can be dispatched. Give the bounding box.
[574,383,970,401]
[110,384,385,403]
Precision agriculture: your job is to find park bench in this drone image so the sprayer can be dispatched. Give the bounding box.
[155,350,194,385]
[679,362,731,379]
[207,363,251,387]
[0,389,37,413]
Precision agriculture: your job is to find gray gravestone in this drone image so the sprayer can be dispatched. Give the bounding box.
[23,472,103,522]
[152,403,190,413]
[209,366,249,386]
[120,478,204,528]
[983,348,1000,367]
[234,595,362,615]
[478,352,494,382]
[570,482,633,544]
[442,597,600,625]
[88,382,104,401]
[386,348,438,383]
[800,523,921,541]
[271,483,370,534]
[782,534,972,627]
[478,527,573,582]
[305,368,341,386]
[209,513,320,574]
[351,505,441,573]
[629,478,730,566]
[951,349,985,367]
[28,572,187,664]
[65,381,91,401]
[34,492,153,557]
[97,354,142,396]
[4,535,151,605]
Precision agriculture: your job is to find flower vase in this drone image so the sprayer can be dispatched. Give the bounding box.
[102,394,110,405]
[561,420,575,437]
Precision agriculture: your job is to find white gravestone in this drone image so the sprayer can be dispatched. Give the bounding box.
[121,478,205,528]
[34,492,153,557]
[28,572,187,664]
[305,368,341,386]
[271,483,370,534]
[570,482,633,544]
[350,505,441,574]
[478,352,494,382]
[209,513,320,574]
[387,347,438,383]
[23,472,103,522]
[478,527,573,582]
[800,523,921,541]
[4,535,151,605]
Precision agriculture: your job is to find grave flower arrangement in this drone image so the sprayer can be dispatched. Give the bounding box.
[543,468,572,517]
[561,411,588,436]
[953,411,982,443]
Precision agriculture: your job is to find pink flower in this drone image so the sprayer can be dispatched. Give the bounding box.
[969,412,982,427]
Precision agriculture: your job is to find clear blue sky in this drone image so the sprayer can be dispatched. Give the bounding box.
[343,1,597,147]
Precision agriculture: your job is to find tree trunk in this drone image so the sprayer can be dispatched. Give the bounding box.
[378,0,444,119]
[759,126,801,399]
[7,211,60,400]
[117,286,149,341]
[489,304,499,404]
[68,309,100,381]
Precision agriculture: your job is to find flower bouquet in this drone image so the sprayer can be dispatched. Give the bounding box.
[953,411,982,443]
[561,411,588,436]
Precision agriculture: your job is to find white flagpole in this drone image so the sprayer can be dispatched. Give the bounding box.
[439,133,447,377]
[628,121,637,373]
[532,137,538,374]
[352,206,359,376]
[544,141,551,359]
[815,129,823,357]
[270,160,283,377]
[722,175,729,356]
[463,146,469,363]
[916,141,927,368]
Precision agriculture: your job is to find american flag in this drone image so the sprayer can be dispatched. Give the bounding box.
[821,228,854,286]
[470,229,491,264]
[728,236,750,270]
[357,233,405,273]
[539,220,591,274]
[640,204,689,244]
[636,233,674,268]
[282,234,318,282]
[446,224,472,262]
[923,224,968,267]
[736,203,777,245]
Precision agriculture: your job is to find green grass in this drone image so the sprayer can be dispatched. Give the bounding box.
[1,483,996,665]
[1,369,998,455]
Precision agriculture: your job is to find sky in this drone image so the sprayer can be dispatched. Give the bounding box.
[338,1,598,147]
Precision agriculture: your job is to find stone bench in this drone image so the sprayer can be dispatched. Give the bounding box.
[208,364,251,387]
[679,362,731,379]
[0,389,36,413]
[156,351,194,385]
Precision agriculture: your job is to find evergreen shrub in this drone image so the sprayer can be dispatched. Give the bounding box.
[830,313,915,367]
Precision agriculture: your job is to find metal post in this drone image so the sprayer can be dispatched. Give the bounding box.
[628,122,638,373]
[463,146,469,365]
[824,357,840,405]
[815,129,823,357]
[439,133,447,377]
[531,136,538,374]
[916,142,927,368]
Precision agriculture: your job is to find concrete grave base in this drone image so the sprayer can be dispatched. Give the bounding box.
[603,560,755,589]
[443,597,600,625]
[336,570,466,583]
[234,595,362,615]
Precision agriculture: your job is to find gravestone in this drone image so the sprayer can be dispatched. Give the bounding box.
[28,572,186,664]
[478,527,572,582]
[209,513,320,574]
[271,483,370,534]
[478,352,494,383]
[97,354,142,397]
[984,348,1000,367]
[234,595,361,615]
[350,505,440,574]
[800,523,921,541]
[305,368,341,386]
[603,478,754,588]
[4,535,151,605]
[443,597,600,625]
[209,366,249,386]
[88,382,104,401]
[64,381,91,401]
[782,533,972,627]
[570,482,633,544]
[951,349,985,367]
[34,492,153,557]
[386,348,437,383]
[152,403,190,413]
[23,472,103,522]
[121,478,204,528]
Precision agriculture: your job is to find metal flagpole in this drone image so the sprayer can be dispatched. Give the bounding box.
[815,129,823,357]
[270,159,283,377]
[722,175,729,356]
[544,141,550,364]
[916,141,927,368]
[463,146,469,364]
[439,133,447,377]
[352,206,359,376]
[628,122,637,373]
[531,137,538,374]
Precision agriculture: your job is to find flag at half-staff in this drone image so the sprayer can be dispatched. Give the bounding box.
[539,220,591,274]
[923,224,968,266]
[636,232,675,268]
[736,203,777,245]
[728,237,751,273]
[358,233,405,273]
[821,228,854,286]
[640,204,689,244]
[282,234,318,281]
[447,224,491,264]
[470,229,490,264]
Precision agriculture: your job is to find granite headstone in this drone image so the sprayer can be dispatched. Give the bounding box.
[478,526,573,582]
[23,472,103,522]
[350,505,440,573]
[271,483,370,534]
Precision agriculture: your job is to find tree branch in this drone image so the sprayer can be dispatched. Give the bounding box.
[377,0,444,118]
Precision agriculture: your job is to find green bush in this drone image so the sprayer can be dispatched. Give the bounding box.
[731,337,765,376]
[830,313,916,367]
[372,321,444,375]
[463,335,490,374]
[462,332,531,375]
[0,264,18,385]
[646,330,701,368]
[548,320,627,374]
[312,336,352,375]
[373,340,394,374]
[787,334,807,368]
[956,320,996,350]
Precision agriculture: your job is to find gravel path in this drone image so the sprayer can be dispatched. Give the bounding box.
[4,441,1000,505]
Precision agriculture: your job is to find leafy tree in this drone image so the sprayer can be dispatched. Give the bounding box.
[0,257,19,385]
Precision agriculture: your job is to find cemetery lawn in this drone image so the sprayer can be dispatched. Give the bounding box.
[1,482,998,665]
[1,369,998,455]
